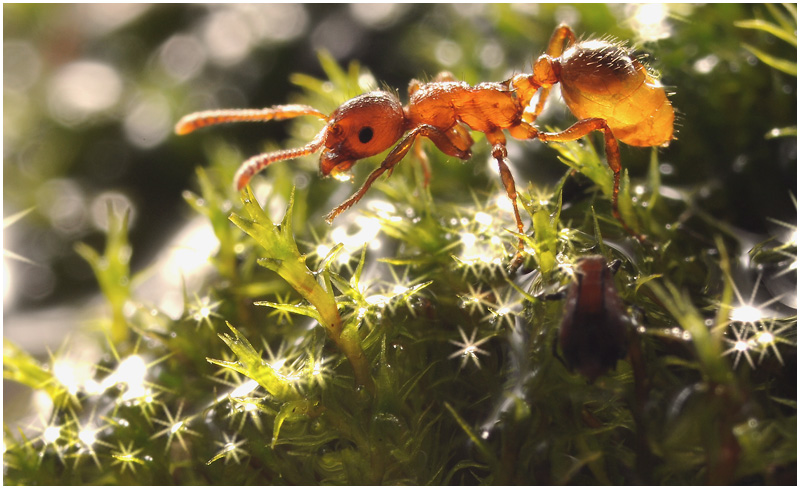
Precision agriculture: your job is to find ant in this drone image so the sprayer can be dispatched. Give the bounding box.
[176,24,674,266]
[552,255,629,382]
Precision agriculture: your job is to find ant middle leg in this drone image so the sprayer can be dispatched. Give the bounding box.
[412,143,432,187]
[537,118,644,241]
[485,131,527,269]
[412,123,474,188]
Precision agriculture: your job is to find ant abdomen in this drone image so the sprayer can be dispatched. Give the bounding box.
[559,40,674,147]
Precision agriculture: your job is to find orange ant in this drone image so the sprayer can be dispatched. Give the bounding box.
[176,24,674,265]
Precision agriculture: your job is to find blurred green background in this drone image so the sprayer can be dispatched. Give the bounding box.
[4,3,796,339]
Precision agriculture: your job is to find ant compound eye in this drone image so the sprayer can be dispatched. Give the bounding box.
[358,126,374,144]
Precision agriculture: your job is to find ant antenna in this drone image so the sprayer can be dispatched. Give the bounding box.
[175,105,328,135]
[234,128,327,190]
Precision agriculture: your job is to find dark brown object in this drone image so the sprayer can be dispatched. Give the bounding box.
[558,255,629,382]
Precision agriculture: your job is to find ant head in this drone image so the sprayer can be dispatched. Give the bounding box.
[319,91,407,176]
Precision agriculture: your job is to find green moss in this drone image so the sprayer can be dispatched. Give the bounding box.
[3,4,796,485]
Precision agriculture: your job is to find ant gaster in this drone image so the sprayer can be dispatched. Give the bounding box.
[176,25,674,263]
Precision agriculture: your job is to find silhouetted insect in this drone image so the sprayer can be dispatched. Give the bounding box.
[555,255,629,382]
[176,24,674,265]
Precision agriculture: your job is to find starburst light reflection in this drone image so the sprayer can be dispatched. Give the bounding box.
[112,355,150,403]
[754,319,795,365]
[52,359,81,396]
[326,213,384,266]
[730,305,763,324]
[111,441,146,474]
[227,397,265,432]
[207,432,248,465]
[77,427,96,447]
[30,412,69,463]
[458,283,490,315]
[301,351,334,390]
[449,327,491,369]
[366,294,391,307]
[151,402,200,453]
[724,272,785,328]
[722,324,757,369]
[474,211,493,228]
[483,287,521,329]
[73,419,111,469]
[43,425,61,444]
[189,294,223,330]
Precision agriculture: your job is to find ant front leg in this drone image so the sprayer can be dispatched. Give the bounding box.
[324,124,471,223]
[411,121,473,187]
[537,118,644,241]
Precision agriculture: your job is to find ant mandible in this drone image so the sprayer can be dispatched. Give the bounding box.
[176,24,674,263]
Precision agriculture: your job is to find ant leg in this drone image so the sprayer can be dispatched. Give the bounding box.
[530,87,551,122]
[537,118,644,241]
[522,25,577,120]
[545,24,577,57]
[485,131,526,267]
[175,105,327,135]
[325,124,469,223]
[417,125,472,161]
[413,124,473,186]
[449,125,474,154]
[412,143,432,187]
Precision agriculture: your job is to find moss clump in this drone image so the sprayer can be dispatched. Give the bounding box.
[4,5,796,485]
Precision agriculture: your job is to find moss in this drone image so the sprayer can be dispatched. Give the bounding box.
[4,4,796,485]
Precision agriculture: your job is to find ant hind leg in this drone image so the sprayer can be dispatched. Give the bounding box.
[546,24,577,57]
[537,118,645,241]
